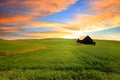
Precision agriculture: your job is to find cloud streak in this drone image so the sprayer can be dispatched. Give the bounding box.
[24,28,71,38]
[0,0,77,24]
[64,0,120,31]
[27,22,68,28]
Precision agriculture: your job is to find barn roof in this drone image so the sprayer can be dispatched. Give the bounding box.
[82,35,93,42]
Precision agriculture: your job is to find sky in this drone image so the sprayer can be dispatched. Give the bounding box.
[0,0,120,40]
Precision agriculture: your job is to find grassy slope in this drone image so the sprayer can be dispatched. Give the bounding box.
[0,39,120,80]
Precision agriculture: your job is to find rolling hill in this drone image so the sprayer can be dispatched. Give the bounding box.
[0,39,120,80]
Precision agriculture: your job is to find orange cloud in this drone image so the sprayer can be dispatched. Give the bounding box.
[28,22,68,28]
[90,0,120,14]
[0,16,33,24]
[64,0,120,31]
[64,14,120,31]
[0,27,21,33]
[0,0,77,24]
[24,28,71,38]
[90,0,120,25]
[63,14,105,31]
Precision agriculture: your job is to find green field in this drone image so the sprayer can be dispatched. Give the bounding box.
[0,39,120,80]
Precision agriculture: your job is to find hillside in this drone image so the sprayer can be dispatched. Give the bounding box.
[0,39,120,80]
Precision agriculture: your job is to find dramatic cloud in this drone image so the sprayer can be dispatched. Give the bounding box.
[64,13,120,31]
[0,0,77,24]
[63,0,120,31]
[0,0,77,39]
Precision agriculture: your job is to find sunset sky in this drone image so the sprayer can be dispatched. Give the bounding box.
[0,0,120,40]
